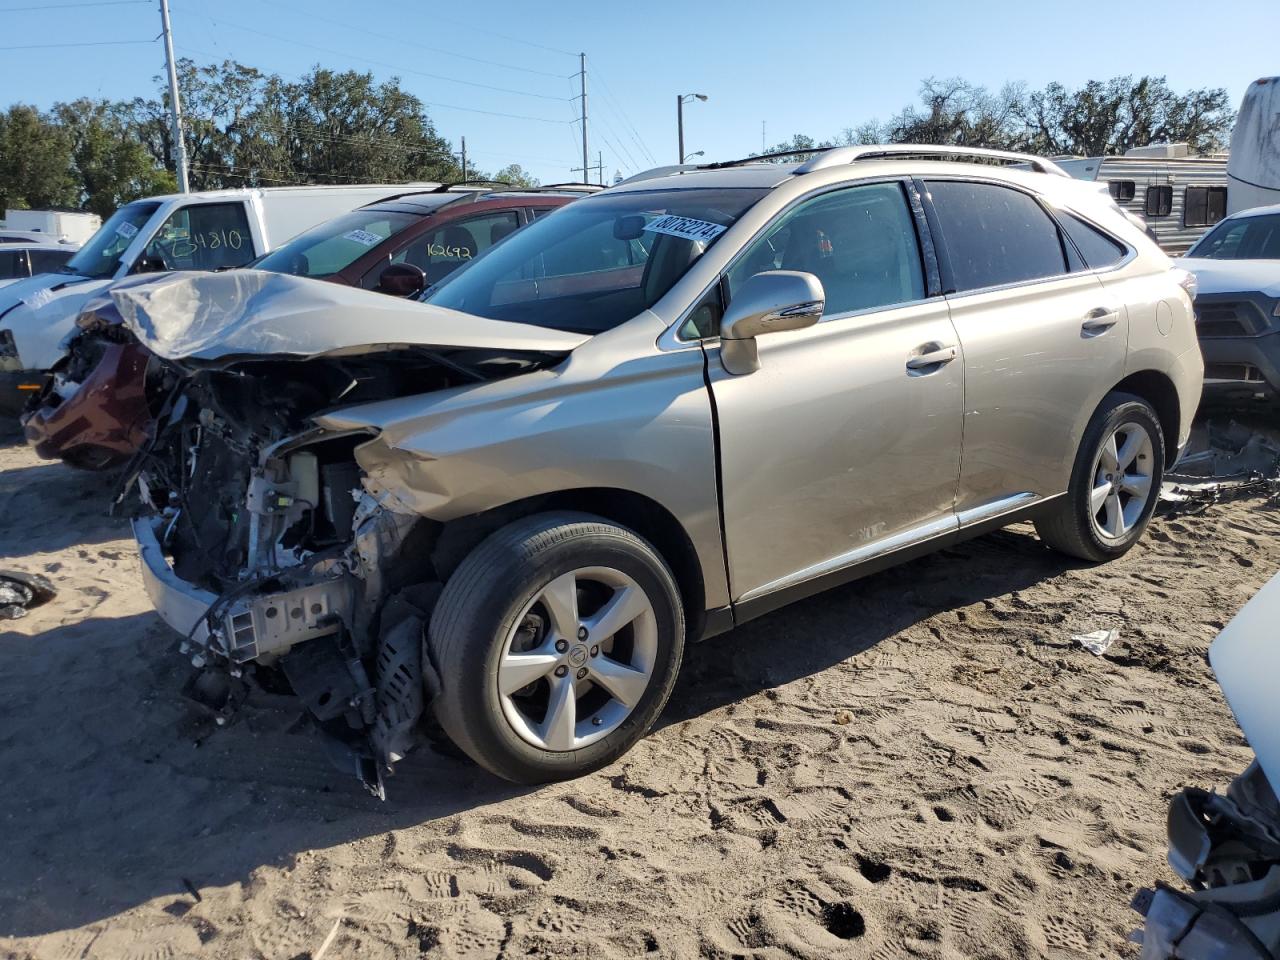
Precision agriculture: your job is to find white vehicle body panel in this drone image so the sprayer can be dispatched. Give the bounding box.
[1228,76,1280,214]
[0,184,430,372]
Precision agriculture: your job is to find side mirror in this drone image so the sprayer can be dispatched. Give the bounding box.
[132,254,169,275]
[378,261,427,298]
[719,270,824,375]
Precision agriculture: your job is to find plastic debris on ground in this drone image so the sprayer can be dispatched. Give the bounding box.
[0,570,56,620]
[1073,628,1119,656]
[1159,416,1280,516]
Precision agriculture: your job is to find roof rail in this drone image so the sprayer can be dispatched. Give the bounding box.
[795,144,1070,177]
[702,148,830,169]
[614,164,702,186]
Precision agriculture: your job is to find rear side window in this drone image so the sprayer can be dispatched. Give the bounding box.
[926,180,1067,292]
[1145,185,1172,218]
[1059,214,1127,270]
[0,249,25,279]
[1184,186,1228,228]
[385,210,522,287]
[1109,181,1136,202]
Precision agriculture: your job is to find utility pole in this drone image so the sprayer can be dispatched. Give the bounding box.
[762,121,766,155]
[597,151,603,186]
[158,0,188,192]
[579,53,588,185]
[460,136,467,181]
[677,95,684,165]
[570,153,603,185]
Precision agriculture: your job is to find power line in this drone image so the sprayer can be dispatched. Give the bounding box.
[1,0,148,9]
[174,8,571,105]
[259,0,569,80]
[0,38,154,49]
[590,62,658,166]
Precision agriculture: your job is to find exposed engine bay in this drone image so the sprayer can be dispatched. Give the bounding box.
[126,344,565,795]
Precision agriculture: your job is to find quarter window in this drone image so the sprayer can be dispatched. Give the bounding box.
[1145,185,1173,218]
[143,203,254,271]
[724,181,925,321]
[926,180,1068,292]
[1108,180,1136,202]
[0,249,26,280]
[1058,213,1127,270]
[1184,186,1228,228]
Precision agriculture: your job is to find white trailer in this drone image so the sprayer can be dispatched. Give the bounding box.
[1056,145,1229,254]
[1228,76,1280,215]
[3,209,101,245]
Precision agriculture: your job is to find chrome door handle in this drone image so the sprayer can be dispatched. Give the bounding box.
[1082,307,1119,334]
[906,344,957,371]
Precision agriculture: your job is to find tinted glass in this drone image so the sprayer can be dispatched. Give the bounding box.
[1188,214,1280,260]
[1109,180,1136,202]
[0,249,23,279]
[65,202,159,279]
[425,188,767,334]
[1059,213,1127,270]
[1184,186,1228,228]
[725,182,924,320]
[28,248,74,275]
[1145,185,1172,218]
[143,203,254,272]
[926,180,1067,291]
[393,210,521,286]
[256,209,419,277]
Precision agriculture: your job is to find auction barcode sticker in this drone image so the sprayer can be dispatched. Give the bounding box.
[643,215,726,244]
[342,229,383,247]
[115,221,139,240]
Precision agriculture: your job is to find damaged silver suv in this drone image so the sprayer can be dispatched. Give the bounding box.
[122,146,1203,791]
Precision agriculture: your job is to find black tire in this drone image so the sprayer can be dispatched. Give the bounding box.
[427,511,684,783]
[1034,391,1165,562]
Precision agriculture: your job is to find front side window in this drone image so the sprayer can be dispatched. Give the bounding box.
[424,187,767,334]
[255,208,420,278]
[390,210,522,286]
[28,249,74,276]
[1184,186,1228,228]
[142,203,254,272]
[1109,180,1136,202]
[64,202,159,280]
[1145,185,1173,218]
[1187,213,1280,260]
[724,181,925,322]
[926,180,1067,292]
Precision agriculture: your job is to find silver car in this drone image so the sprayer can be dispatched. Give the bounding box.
[122,146,1203,790]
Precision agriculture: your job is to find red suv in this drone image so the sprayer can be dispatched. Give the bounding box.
[23,185,596,469]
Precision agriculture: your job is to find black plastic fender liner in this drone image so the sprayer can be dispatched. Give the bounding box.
[0,569,56,620]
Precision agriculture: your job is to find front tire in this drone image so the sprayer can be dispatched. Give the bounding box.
[427,512,684,783]
[1034,392,1165,562]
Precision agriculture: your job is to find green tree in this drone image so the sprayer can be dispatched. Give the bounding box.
[0,105,77,211]
[489,163,539,187]
[54,99,174,216]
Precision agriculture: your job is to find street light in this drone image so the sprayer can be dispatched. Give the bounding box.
[682,150,704,163]
[677,93,708,164]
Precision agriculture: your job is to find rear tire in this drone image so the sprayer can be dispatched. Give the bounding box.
[427,511,684,784]
[1034,392,1165,562]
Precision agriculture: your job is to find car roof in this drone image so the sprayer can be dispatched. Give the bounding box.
[1222,202,1280,221]
[363,188,587,217]
[4,241,74,252]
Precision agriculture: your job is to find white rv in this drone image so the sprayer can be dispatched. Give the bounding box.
[1228,76,1280,215]
[1059,144,1230,254]
[0,184,433,411]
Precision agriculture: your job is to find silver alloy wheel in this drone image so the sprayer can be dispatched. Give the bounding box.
[497,566,658,752]
[1089,421,1156,541]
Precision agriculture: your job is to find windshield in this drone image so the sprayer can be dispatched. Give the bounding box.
[64,202,159,279]
[424,187,769,334]
[1188,213,1280,260]
[254,208,422,277]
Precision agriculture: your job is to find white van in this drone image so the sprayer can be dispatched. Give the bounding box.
[0,184,433,411]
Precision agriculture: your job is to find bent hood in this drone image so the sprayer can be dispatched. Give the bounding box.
[1176,257,1280,298]
[110,270,589,363]
[0,272,106,371]
[1210,570,1280,797]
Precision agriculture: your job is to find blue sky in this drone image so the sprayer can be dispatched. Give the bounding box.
[2,0,1276,184]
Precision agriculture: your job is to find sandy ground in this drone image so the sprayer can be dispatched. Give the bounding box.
[0,428,1274,960]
